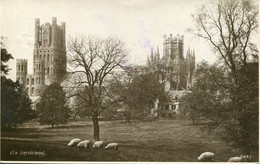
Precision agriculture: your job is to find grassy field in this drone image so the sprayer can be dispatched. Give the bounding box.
[1,118,259,162]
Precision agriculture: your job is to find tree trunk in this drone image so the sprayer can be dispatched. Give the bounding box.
[192,118,195,125]
[92,111,100,141]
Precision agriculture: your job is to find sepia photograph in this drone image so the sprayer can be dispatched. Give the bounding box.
[1,0,259,162]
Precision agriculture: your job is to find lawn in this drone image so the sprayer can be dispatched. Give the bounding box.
[1,118,258,162]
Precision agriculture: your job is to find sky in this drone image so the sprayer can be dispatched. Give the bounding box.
[1,0,219,80]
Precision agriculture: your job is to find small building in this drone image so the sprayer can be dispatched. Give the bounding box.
[159,90,187,118]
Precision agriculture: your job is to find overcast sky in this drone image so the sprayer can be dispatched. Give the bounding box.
[1,0,219,80]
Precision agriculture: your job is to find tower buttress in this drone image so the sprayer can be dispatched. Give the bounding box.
[61,22,66,48]
[34,18,40,48]
[51,17,57,48]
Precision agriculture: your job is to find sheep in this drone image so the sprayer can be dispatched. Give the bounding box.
[93,141,104,149]
[228,155,251,162]
[104,143,119,150]
[67,138,81,147]
[77,140,90,148]
[198,152,215,162]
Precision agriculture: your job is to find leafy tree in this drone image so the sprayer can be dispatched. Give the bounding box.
[179,93,203,125]
[67,36,127,141]
[180,61,258,154]
[179,61,228,124]
[189,0,259,154]
[1,39,33,130]
[223,63,258,154]
[1,77,34,130]
[1,37,14,75]
[37,82,70,128]
[124,72,162,120]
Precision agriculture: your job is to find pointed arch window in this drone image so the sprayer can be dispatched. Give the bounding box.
[31,87,34,95]
[43,30,48,45]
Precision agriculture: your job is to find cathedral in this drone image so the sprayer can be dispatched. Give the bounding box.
[147,34,196,117]
[16,18,195,116]
[16,17,67,98]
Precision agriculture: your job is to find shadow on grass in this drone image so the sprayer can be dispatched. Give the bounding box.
[45,124,92,129]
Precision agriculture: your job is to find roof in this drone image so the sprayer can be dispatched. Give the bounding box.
[29,96,40,104]
[167,90,191,99]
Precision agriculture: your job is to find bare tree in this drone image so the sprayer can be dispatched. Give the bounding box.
[189,0,258,80]
[67,36,127,141]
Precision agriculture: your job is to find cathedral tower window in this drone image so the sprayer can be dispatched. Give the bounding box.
[31,87,34,95]
[31,78,34,85]
[27,78,29,85]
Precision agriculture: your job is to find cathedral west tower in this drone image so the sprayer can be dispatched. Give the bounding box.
[16,17,67,97]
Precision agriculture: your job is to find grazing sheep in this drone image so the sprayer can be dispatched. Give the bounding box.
[77,140,90,148]
[104,143,119,150]
[198,152,215,162]
[228,155,251,162]
[67,138,81,147]
[93,141,104,149]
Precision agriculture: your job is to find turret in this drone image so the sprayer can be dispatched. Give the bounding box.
[178,35,184,60]
[61,22,66,48]
[154,46,159,65]
[191,50,196,69]
[16,59,28,87]
[51,17,57,47]
[150,48,154,63]
[34,18,40,48]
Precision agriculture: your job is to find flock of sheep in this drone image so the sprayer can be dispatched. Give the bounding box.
[68,138,252,162]
[67,138,118,150]
[198,152,252,162]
